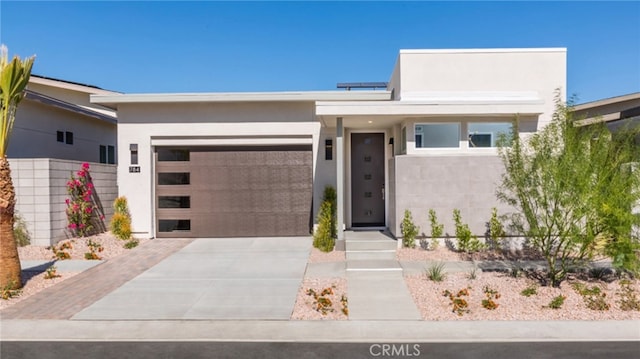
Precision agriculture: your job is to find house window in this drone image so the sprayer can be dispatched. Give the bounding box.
[65,131,73,145]
[468,123,512,148]
[325,139,333,160]
[99,145,116,164]
[57,131,73,144]
[415,123,460,148]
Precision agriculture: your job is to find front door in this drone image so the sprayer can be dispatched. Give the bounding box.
[351,133,385,227]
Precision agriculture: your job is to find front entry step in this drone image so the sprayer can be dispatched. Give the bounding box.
[347,259,402,271]
[346,250,396,261]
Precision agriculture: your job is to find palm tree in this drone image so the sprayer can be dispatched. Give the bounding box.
[0,45,35,289]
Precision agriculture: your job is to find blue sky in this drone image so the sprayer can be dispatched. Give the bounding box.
[1,1,639,103]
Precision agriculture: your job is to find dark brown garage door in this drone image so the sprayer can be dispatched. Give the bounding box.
[155,146,312,238]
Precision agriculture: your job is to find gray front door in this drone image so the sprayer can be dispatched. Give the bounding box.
[351,133,385,227]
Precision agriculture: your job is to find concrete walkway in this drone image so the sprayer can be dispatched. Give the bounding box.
[343,231,421,320]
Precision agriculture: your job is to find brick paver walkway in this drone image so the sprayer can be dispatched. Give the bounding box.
[0,239,192,320]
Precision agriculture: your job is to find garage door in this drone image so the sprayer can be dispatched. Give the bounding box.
[155,146,312,238]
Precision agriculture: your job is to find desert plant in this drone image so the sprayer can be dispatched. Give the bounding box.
[487,207,505,250]
[51,240,72,260]
[572,283,610,311]
[520,285,538,297]
[84,239,103,260]
[428,209,444,250]
[401,209,419,248]
[124,239,139,249]
[453,209,483,253]
[306,286,336,315]
[44,265,61,279]
[323,186,337,239]
[546,295,566,309]
[340,294,349,316]
[1,280,22,300]
[110,196,132,240]
[426,262,447,282]
[468,265,478,280]
[13,211,30,247]
[313,201,335,252]
[0,45,35,290]
[482,286,501,310]
[443,287,471,316]
[65,162,104,237]
[617,280,640,311]
[497,93,640,287]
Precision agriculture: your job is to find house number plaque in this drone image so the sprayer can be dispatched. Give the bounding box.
[129,166,141,173]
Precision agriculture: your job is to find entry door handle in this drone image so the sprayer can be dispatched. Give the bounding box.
[381,185,385,201]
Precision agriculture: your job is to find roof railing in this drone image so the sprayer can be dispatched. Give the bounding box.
[336,82,388,91]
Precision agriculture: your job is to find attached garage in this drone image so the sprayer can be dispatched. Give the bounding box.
[155,145,313,238]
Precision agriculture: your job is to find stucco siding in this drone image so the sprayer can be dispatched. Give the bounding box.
[390,154,510,238]
[117,102,322,238]
[9,100,116,162]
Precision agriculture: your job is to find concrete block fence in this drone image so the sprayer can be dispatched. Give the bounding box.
[9,158,117,246]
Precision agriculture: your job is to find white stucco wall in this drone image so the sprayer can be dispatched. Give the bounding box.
[395,48,566,129]
[116,102,322,238]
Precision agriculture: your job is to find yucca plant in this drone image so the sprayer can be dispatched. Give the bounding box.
[0,45,34,290]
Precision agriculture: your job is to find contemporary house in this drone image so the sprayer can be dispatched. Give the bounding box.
[92,48,567,240]
[9,76,119,245]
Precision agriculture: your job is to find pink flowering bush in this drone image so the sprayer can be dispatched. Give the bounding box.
[65,162,105,237]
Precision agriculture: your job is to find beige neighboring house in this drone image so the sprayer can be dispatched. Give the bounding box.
[9,75,119,246]
[92,48,567,241]
[572,92,640,132]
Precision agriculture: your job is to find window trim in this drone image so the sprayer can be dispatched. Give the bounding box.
[414,122,461,149]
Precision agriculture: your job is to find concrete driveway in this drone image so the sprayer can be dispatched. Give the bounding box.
[72,237,311,320]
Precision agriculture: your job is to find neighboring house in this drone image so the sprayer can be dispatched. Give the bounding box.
[572,92,640,133]
[92,48,566,240]
[9,76,119,245]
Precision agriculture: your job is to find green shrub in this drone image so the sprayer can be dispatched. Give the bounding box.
[428,209,444,250]
[323,186,337,239]
[124,239,139,249]
[313,201,335,252]
[617,279,640,311]
[487,207,505,250]
[401,209,419,248]
[546,295,566,309]
[110,213,131,240]
[572,283,610,311]
[13,212,30,247]
[113,196,129,216]
[520,285,538,297]
[426,262,447,282]
[110,196,132,240]
[453,209,483,253]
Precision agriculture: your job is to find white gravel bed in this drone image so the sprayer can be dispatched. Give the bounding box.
[18,232,149,261]
[397,246,462,261]
[405,271,640,321]
[308,248,346,263]
[291,277,348,320]
[0,271,79,310]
